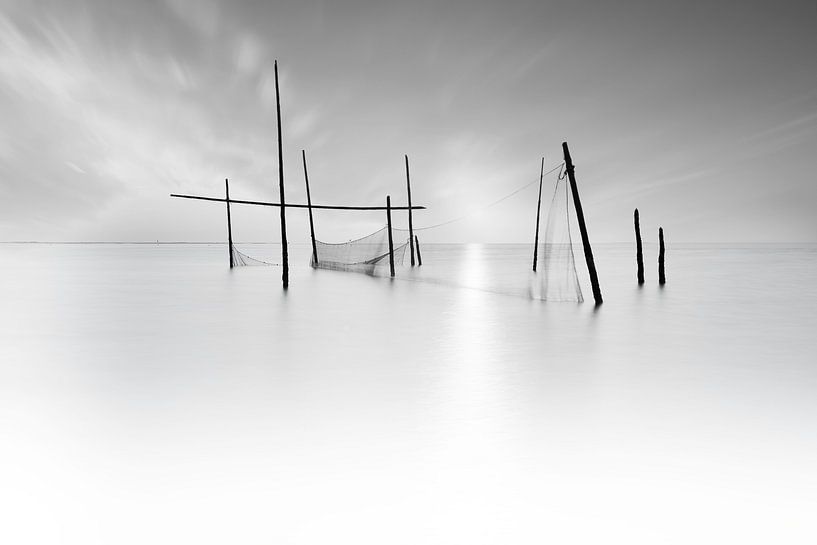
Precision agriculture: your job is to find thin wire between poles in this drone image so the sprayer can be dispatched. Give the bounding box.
[399,162,565,232]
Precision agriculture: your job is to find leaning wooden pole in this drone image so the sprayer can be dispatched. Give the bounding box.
[414,235,422,266]
[274,60,289,288]
[226,178,234,269]
[634,208,644,285]
[405,155,415,266]
[658,227,666,286]
[532,157,545,272]
[386,195,395,278]
[302,150,318,266]
[562,142,602,305]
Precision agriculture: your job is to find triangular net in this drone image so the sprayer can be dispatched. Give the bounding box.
[231,245,279,267]
[312,226,409,276]
[535,174,584,302]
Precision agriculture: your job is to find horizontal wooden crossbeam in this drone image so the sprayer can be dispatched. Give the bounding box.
[170,193,426,211]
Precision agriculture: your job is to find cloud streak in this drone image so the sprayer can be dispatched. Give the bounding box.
[1,0,816,242]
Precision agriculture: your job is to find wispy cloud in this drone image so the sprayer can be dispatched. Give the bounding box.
[744,111,817,152]
[1,0,815,242]
[0,9,276,235]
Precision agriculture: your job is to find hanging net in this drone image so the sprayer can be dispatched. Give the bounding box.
[231,245,279,267]
[534,173,584,302]
[312,226,410,276]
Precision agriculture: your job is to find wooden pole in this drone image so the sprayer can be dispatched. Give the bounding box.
[562,142,602,305]
[386,195,395,278]
[532,157,545,272]
[170,193,424,211]
[634,208,644,285]
[274,60,289,289]
[658,227,666,285]
[414,235,422,266]
[226,179,234,268]
[302,150,318,266]
[405,155,415,266]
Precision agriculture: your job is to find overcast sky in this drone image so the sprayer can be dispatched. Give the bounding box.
[1,0,815,242]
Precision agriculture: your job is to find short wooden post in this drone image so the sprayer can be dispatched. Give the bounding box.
[405,155,415,266]
[386,195,395,277]
[658,227,666,285]
[274,60,289,289]
[562,142,602,305]
[634,208,644,285]
[414,235,422,266]
[532,157,545,272]
[302,150,318,266]
[225,178,234,269]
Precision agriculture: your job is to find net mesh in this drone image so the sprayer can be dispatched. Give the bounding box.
[534,174,584,302]
[231,245,279,267]
[313,226,410,275]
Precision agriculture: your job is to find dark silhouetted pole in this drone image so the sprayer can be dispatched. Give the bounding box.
[414,235,422,266]
[634,208,644,285]
[532,157,545,272]
[274,60,289,289]
[170,193,425,211]
[302,150,318,266]
[386,196,395,277]
[405,155,415,266]
[562,141,602,305]
[226,178,234,268]
[658,227,666,285]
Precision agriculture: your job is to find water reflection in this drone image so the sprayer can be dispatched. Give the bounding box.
[1,243,817,544]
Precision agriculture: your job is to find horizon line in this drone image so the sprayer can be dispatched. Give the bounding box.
[2,241,815,245]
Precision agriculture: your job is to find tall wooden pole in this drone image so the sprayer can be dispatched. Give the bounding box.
[386,195,395,278]
[274,60,289,288]
[532,157,545,272]
[634,208,644,285]
[226,178,234,269]
[562,142,602,305]
[658,227,666,285]
[405,155,415,266]
[414,235,422,266]
[302,150,318,266]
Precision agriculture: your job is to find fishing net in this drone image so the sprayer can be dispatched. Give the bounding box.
[313,226,410,275]
[231,245,279,267]
[535,173,584,302]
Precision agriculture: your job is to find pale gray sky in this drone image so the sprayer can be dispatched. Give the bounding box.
[1,0,815,242]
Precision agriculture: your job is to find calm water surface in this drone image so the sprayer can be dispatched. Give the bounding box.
[1,243,816,544]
